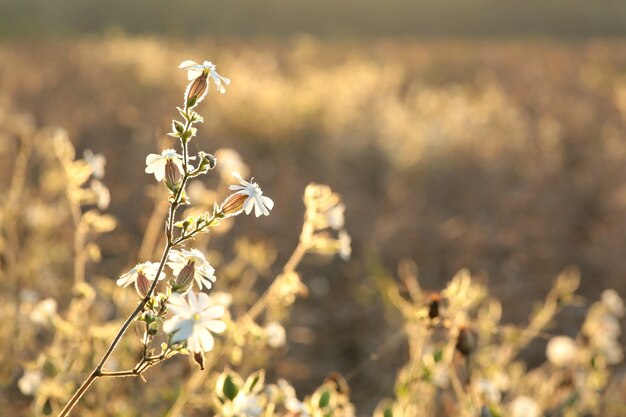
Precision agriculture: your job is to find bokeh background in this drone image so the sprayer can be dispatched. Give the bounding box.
[2,0,626,414]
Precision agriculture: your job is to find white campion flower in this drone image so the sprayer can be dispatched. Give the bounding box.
[232,392,263,417]
[475,379,501,403]
[546,335,577,367]
[509,396,541,417]
[29,298,57,325]
[83,149,106,179]
[327,203,345,230]
[264,321,286,348]
[338,230,351,261]
[116,262,163,295]
[163,291,227,353]
[601,289,624,317]
[278,379,311,417]
[90,179,111,210]
[179,60,231,94]
[145,149,184,182]
[18,370,42,396]
[224,172,274,217]
[168,248,216,290]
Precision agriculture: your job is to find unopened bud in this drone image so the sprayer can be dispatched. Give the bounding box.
[165,160,182,192]
[135,272,152,298]
[193,351,205,370]
[456,327,477,357]
[198,152,217,171]
[185,74,208,108]
[220,193,247,217]
[173,261,195,293]
[427,293,442,320]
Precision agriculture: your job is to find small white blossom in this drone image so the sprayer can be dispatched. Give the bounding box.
[179,60,231,94]
[168,248,216,290]
[116,262,162,288]
[163,291,227,353]
[232,392,263,417]
[546,335,577,367]
[509,396,540,417]
[338,230,351,261]
[475,379,501,403]
[229,172,274,217]
[18,370,42,396]
[90,179,110,210]
[278,379,311,417]
[601,289,624,317]
[83,149,106,179]
[264,321,286,348]
[145,149,184,182]
[29,298,57,325]
[327,203,345,230]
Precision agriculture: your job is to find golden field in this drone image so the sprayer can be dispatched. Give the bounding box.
[1,35,625,416]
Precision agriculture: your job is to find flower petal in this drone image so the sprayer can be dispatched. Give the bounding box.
[187,69,203,81]
[261,195,274,210]
[178,60,200,69]
[205,319,227,334]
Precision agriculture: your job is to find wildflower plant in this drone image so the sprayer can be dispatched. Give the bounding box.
[56,60,273,416]
[52,59,354,417]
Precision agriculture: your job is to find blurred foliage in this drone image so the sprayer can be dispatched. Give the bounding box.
[1,35,626,415]
[2,0,626,38]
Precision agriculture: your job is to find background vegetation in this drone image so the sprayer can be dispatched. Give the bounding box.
[1,2,626,416]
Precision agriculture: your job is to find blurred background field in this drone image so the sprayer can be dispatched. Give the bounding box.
[2,1,626,415]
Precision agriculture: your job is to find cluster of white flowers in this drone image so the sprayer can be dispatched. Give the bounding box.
[114,59,278,357]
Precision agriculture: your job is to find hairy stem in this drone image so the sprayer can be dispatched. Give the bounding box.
[57,108,196,417]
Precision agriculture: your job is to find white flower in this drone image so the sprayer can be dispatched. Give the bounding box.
[509,396,540,417]
[338,230,351,261]
[327,203,345,230]
[168,248,216,290]
[163,291,227,353]
[233,392,263,417]
[475,379,501,403]
[83,149,106,179]
[90,179,110,210]
[229,172,274,217]
[179,60,231,94]
[546,335,577,367]
[264,321,286,348]
[116,262,162,288]
[29,298,57,325]
[18,370,42,396]
[601,289,624,317]
[278,379,311,417]
[145,149,184,182]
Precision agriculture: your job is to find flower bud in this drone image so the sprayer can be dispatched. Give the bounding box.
[165,160,182,192]
[193,351,205,370]
[220,193,247,217]
[456,327,477,357]
[185,73,208,108]
[427,293,442,320]
[135,272,152,298]
[173,261,195,293]
[198,151,217,171]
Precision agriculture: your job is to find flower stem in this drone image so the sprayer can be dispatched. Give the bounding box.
[57,107,196,417]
